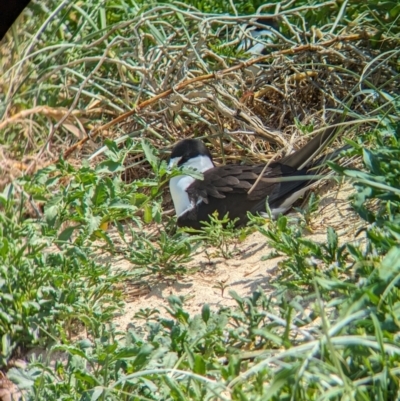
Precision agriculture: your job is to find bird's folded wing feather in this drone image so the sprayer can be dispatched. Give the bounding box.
[186,164,297,203]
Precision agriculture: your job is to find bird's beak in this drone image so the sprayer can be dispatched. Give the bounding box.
[168,156,182,171]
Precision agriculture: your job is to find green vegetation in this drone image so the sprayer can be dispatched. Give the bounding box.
[0,0,399,399]
[184,212,251,259]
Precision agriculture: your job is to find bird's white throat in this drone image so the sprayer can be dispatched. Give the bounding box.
[169,155,214,217]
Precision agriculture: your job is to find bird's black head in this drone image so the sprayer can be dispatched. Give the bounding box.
[169,139,213,167]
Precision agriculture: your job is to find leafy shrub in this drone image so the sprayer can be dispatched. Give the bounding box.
[0,185,126,367]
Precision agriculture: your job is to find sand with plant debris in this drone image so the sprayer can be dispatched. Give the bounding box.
[112,181,363,331]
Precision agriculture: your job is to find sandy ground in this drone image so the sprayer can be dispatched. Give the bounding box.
[113,181,363,331]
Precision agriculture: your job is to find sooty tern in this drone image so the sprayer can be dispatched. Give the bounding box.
[237,19,279,55]
[169,122,342,229]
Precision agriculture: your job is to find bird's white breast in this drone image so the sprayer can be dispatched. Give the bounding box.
[169,155,214,217]
[170,175,195,217]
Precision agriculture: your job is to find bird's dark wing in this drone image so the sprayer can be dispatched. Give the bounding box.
[186,163,309,205]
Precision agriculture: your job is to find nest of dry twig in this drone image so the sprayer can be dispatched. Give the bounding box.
[0,4,398,185]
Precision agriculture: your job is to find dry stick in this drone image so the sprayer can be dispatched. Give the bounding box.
[62,32,367,161]
[0,106,112,131]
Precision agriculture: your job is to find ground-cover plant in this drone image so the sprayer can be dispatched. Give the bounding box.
[250,116,400,293]
[0,184,126,368]
[182,212,252,259]
[7,301,220,400]
[251,212,348,290]
[21,139,158,245]
[9,270,400,400]
[331,121,400,254]
[126,229,196,277]
[235,119,400,397]
[0,138,176,366]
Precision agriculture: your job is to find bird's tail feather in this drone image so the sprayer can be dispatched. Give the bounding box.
[280,115,344,170]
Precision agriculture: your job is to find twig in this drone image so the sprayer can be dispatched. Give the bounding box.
[62,32,369,160]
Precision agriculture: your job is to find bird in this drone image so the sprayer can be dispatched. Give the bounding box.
[237,18,280,55]
[168,121,343,230]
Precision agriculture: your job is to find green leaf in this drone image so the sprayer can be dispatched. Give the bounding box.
[89,386,104,401]
[163,375,186,400]
[22,301,40,312]
[1,334,11,358]
[108,202,138,212]
[252,328,283,346]
[135,179,158,188]
[266,367,298,400]
[96,160,125,173]
[74,369,97,385]
[277,215,287,232]
[7,367,37,390]
[0,238,9,257]
[0,311,12,324]
[379,246,400,281]
[141,139,158,171]
[87,214,102,235]
[79,339,93,349]
[133,344,153,370]
[327,227,338,254]
[371,313,385,355]
[53,344,87,359]
[202,304,210,323]
[92,182,108,207]
[143,203,152,224]
[44,204,60,227]
[58,226,77,242]
[103,138,120,155]
[363,148,381,175]
[131,193,148,207]
[145,19,166,43]
[158,160,169,177]
[193,354,206,375]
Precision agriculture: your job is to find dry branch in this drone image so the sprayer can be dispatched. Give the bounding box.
[62,32,369,160]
